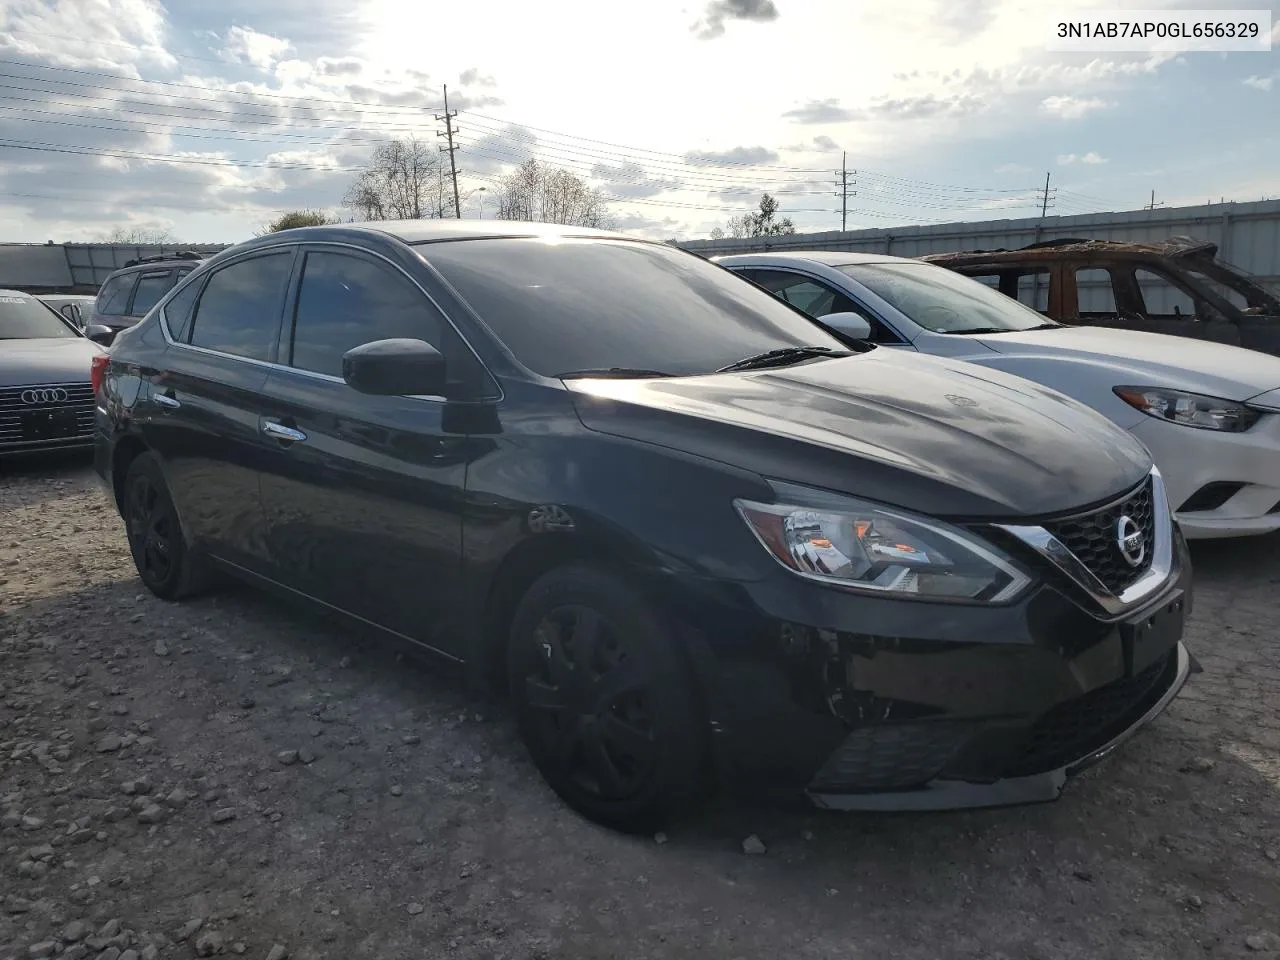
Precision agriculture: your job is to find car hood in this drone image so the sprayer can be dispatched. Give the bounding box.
[568,349,1152,519]
[968,326,1280,402]
[0,337,101,385]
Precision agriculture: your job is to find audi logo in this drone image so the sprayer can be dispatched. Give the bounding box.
[20,388,69,404]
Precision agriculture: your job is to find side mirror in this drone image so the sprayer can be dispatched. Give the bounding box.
[817,311,872,341]
[342,338,446,397]
[84,323,115,346]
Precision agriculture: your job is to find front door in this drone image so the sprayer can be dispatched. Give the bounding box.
[255,245,476,658]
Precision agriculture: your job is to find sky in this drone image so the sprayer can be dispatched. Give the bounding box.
[0,0,1276,243]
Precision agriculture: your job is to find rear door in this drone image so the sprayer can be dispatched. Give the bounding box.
[255,244,477,657]
[141,249,297,576]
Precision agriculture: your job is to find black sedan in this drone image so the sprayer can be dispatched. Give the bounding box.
[1,289,104,456]
[93,221,1193,831]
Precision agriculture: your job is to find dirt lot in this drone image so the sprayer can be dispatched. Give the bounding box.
[2,457,1279,960]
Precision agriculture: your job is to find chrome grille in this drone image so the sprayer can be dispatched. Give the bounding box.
[1044,478,1155,595]
[0,381,95,447]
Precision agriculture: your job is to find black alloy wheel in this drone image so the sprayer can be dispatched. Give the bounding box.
[509,564,706,832]
[127,471,176,587]
[523,604,658,801]
[122,452,209,601]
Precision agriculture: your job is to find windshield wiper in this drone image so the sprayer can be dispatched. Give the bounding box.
[716,346,848,373]
[939,326,1015,335]
[558,367,674,379]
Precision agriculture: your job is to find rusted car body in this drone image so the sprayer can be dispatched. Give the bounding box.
[923,238,1280,356]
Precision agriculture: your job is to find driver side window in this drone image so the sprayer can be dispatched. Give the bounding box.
[746,269,901,343]
[288,251,445,379]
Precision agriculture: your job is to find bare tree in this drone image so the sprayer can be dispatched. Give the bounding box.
[98,226,179,244]
[495,160,611,227]
[343,138,450,221]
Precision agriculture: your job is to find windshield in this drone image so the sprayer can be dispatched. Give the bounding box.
[838,262,1057,334]
[0,293,79,340]
[1183,265,1280,316]
[419,237,846,377]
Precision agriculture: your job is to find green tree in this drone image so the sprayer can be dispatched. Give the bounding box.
[724,193,796,238]
[261,210,336,233]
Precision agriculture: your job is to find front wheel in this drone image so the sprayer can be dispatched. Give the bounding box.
[122,452,211,601]
[507,564,708,833]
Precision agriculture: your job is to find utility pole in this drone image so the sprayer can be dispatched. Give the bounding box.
[436,84,462,219]
[1040,171,1051,217]
[834,152,855,231]
[1145,189,1164,211]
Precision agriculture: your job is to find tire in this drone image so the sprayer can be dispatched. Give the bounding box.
[507,564,707,833]
[122,451,211,601]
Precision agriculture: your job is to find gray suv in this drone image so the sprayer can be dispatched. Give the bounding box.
[89,252,205,342]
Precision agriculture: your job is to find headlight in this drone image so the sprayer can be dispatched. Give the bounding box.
[734,482,1032,603]
[1114,386,1261,432]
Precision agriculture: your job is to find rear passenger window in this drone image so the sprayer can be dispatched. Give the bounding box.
[1074,268,1118,314]
[97,275,135,316]
[288,251,442,378]
[1016,271,1051,312]
[129,271,172,317]
[189,253,293,362]
[162,278,202,343]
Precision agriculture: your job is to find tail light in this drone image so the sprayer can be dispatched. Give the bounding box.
[90,354,110,397]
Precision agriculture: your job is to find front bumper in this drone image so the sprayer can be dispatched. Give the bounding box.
[663,481,1194,811]
[808,641,1191,811]
[1130,413,1280,539]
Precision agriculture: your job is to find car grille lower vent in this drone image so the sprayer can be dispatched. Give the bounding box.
[1003,650,1176,778]
[1044,478,1155,595]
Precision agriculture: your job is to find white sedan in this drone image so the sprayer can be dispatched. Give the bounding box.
[717,251,1280,539]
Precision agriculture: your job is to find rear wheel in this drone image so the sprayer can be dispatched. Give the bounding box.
[508,564,707,833]
[123,452,211,601]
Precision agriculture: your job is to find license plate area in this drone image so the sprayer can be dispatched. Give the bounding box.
[1120,592,1185,677]
[21,409,80,442]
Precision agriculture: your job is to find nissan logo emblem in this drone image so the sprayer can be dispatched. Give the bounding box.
[20,387,69,404]
[1115,515,1146,568]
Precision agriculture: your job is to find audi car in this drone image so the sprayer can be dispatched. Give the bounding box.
[95,221,1193,831]
[719,251,1280,539]
[1,288,103,456]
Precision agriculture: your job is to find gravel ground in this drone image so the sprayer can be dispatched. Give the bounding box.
[2,456,1279,960]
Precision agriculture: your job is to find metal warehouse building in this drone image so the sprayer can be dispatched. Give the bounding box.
[681,199,1280,302]
[0,242,227,293]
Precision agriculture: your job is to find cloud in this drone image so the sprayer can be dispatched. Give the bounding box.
[590,161,683,199]
[811,135,840,152]
[317,57,363,77]
[868,93,984,120]
[221,25,292,70]
[1243,75,1274,92]
[683,145,779,166]
[693,0,779,40]
[995,162,1031,175]
[1057,152,1108,165]
[782,98,859,124]
[1040,95,1112,119]
[459,68,497,87]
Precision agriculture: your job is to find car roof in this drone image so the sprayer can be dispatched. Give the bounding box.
[259,219,637,246]
[714,250,915,267]
[921,236,1218,268]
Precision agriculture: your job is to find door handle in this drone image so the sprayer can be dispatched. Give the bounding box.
[153,391,181,410]
[261,419,307,443]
